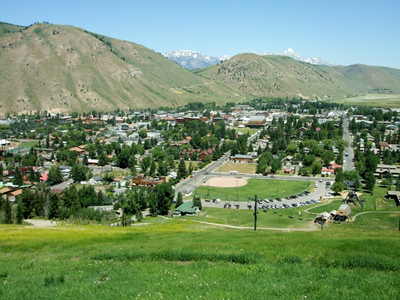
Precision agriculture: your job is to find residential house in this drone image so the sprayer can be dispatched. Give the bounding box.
[232,154,253,163]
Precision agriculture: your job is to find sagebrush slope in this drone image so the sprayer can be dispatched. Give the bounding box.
[0,23,243,113]
[195,53,400,99]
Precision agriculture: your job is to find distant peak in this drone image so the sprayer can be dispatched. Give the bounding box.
[257,48,337,66]
[163,50,230,70]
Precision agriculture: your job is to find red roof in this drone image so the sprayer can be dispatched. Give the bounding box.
[40,173,48,182]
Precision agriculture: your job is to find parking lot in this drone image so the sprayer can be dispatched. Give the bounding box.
[201,181,330,210]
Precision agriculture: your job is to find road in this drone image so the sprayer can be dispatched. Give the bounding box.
[343,118,355,171]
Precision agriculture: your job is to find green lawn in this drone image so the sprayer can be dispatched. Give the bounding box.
[17,140,38,149]
[195,178,311,201]
[308,186,399,216]
[234,127,259,135]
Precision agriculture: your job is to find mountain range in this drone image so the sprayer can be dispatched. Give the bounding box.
[164,48,336,70]
[1,22,400,114]
[258,48,338,66]
[163,50,229,70]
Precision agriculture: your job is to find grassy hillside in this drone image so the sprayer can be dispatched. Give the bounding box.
[1,182,399,299]
[332,93,400,108]
[195,54,400,101]
[0,23,243,114]
[1,220,399,299]
[0,22,25,38]
[2,21,400,114]
[334,64,400,93]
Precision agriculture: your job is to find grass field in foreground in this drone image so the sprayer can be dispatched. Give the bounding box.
[1,221,400,299]
[195,178,311,201]
[185,206,319,229]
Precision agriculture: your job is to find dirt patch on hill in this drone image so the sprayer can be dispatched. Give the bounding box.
[203,177,248,188]
[25,219,58,228]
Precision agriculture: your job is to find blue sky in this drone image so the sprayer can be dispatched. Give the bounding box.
[2,0,400,68]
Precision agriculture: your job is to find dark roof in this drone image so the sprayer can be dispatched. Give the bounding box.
[173,201,199,214]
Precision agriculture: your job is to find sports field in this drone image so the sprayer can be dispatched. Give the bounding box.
[196,177,310,201]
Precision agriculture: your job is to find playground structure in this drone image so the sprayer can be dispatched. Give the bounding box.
[342,190,362,206]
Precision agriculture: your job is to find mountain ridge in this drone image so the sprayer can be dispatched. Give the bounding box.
[165,48,337,70]
[0,23,243,113]
[1,22,400,114]
[194,53,400,99]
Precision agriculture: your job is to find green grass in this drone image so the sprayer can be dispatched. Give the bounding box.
[185,206,318,229]
[195,178,311,201]
[17,141,37,149]
[234,127,259,135]
[217,162,256,174]
[309,186,399,216]
[331,93,400,108]
[1,221,400,299]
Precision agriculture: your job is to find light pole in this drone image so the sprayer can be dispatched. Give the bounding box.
[236,179,239,203]
[194,174,197,194]
[248,195,258,231]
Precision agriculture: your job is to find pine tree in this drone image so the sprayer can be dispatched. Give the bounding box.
[193,195,202,210]
[3,198,13,224]
[150,160,156,177]
[48,166,63,186]
[16,200,24,224]
[177,159,188,179]
[175,191,183,208]
[83,154,89,165]
[29,168,35,183]
[48,193,60,219]
[135,210,143,222]
[13,167,23,186]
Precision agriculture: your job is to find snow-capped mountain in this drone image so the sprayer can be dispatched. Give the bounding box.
[164,48,336,69]
[163,50,230,69]
[258,48,337,66]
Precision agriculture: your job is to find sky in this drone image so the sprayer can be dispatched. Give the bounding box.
[2,0,400,68]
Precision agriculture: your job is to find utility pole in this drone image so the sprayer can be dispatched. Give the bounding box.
[248,195,258,231]
[236,179,239,203]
